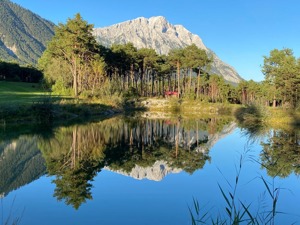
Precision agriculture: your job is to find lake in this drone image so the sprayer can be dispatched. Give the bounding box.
[0,115,299,225]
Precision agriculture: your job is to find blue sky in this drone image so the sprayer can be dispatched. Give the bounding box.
[10,0,300,81]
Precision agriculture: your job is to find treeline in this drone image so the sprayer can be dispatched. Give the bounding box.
[39,14,300,108]
[0,61,43,82]
[39,14,215,100]
[39,117,215,208]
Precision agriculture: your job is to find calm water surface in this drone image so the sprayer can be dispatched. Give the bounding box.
[0,116,299,225]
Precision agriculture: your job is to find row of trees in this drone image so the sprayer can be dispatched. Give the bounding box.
[39,14,300,108]
[39,117,215,208]
[0,61,43,82]
[39,14,214,100]
[236,49,300,108]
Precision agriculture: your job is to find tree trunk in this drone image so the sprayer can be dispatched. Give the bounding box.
[273,95,276,107]
[197,69,200,99]
[130,63,134,87]
[73,58,78,97]
[140,64,145,96]
[177,60,180,98]
[189,68,192,94]
[162,77,165,97]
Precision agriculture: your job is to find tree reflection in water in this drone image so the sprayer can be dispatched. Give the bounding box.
[260,128,300,178]
[38,116,232,209]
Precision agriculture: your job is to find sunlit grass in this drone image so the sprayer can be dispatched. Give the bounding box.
[0,81,48,105]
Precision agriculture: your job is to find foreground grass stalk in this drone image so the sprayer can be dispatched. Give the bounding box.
[189,151,282,225]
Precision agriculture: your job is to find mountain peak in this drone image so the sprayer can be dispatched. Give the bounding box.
[93,16,243,83]
[148,16,170,33]
[148,16,168,23]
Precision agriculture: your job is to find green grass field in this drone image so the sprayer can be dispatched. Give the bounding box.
[0,81,48,105]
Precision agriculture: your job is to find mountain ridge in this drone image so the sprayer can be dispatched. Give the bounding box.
[94,16,243,83]
[0,0,55,64]
[0,1,243,82]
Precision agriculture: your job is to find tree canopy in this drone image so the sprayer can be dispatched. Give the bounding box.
[37,15,300,108]
[262,48,300,108]
[39,13,100,96]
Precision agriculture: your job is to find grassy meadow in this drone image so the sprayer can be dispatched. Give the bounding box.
[0,81,48,105]
[0,81,299,127]
[0,81,122,123]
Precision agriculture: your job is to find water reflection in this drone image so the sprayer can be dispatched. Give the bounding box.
[39,125,106,209]
[37,117,234,208]
[260,128,300,178]
[5,116,298,210]
[0,136,46,196]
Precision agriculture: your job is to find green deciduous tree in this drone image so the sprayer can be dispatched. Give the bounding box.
[262,48,300,108]
[39,13,98,96]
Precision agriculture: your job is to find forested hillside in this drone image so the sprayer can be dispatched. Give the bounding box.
[0,0,55,64]
[0,136,46,196]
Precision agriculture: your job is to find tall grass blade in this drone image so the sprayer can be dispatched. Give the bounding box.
[260,176,273,198]
[193,197,200,215]
[218,184,231,209]
[226,207,232,218]
[240,201,256,224]
[188,206,197,225]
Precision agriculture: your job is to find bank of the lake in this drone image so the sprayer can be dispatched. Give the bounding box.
[0,80,299,127]
[139,97,300,127]
[0,81,124,123]
[1,114,299,225]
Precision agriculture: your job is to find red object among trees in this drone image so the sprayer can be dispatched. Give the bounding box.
[165,91,178,97]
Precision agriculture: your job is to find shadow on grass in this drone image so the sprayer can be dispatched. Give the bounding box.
[0,95,147,142]
[288,110,300,126]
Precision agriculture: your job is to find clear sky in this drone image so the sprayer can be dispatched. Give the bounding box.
[10,0,300,81]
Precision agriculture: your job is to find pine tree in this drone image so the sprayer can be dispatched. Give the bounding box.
[40,13,98,96]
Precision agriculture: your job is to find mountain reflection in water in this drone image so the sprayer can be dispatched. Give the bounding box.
[0,116,234,207]
[0,115,299,217]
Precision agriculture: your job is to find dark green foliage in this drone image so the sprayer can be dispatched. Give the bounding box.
[261,129,300,178]
[39,13,101,96]
[30,97,54,124]
[234,104,267,139]
[234,104,266,124]
[36,117,228,209]
[0,0,55,64]
[0,61,43,82]
[262,48,300,108]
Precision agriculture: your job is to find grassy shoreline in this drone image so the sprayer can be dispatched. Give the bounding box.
[0,81,299,127]
[0,81,125,123]
[139,98,299,126]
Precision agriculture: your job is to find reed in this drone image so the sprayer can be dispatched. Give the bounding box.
[189,152,283,225]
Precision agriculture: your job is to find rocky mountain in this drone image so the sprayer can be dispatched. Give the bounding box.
[0,136,46,197]
[93,16,243,83]
[0,1,242,82]
[105,160,182,182]
[106,121,237,181]
[0,0,55,64]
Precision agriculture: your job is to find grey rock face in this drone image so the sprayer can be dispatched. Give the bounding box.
[93,16,243,83]
[105,160,182,181]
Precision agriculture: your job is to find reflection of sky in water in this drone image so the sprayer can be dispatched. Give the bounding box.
[1,121,300,225]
